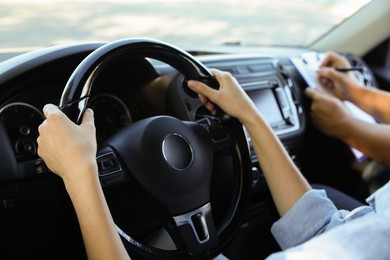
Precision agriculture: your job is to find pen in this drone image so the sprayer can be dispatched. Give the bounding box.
[334,66,365,72]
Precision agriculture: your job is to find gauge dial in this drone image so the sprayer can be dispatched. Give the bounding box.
[88,94,132,143]
[0,102,45,160]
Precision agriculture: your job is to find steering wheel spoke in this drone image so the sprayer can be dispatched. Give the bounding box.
[171,203,218,256]
[196,117,237,153]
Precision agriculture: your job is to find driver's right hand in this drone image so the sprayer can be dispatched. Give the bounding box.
[187,69,261,125]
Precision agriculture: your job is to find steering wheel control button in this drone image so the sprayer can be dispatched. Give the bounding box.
[162,134,194,171]
[191,212,209,242]
[96,152,121,176]
[207,125,230,144]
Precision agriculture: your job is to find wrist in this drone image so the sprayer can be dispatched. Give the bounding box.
[344,82,364,102]
[62,161,99,195]
[240,109,269,131]
[332,116,355,141]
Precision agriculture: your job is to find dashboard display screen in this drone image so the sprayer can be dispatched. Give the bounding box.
[248,89,284,126]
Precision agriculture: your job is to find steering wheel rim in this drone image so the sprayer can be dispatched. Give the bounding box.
[59,38,219,124]
[59,38,252,259]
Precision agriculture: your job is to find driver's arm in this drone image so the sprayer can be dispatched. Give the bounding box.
[187,69,311,217]
[37,104,130,260]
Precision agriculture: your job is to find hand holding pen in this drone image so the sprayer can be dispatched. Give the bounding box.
[316,65,364,100]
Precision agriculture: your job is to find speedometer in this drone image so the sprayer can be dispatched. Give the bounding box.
[88,94,132,143]
[0,102,45,160]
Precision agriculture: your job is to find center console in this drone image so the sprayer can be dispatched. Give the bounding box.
[203,56,303,163]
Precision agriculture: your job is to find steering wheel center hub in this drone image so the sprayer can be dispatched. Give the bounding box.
[162,133,194,171]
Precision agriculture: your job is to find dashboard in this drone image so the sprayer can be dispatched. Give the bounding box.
[0,44,377,181]
[0,43,379,259]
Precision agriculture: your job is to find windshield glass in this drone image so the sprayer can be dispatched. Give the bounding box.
[1,0,371,51]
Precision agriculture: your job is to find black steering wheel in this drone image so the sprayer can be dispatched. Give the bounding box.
[59,38,252,259]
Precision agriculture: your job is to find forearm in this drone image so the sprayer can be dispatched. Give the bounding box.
[348,87,390,124]
[337,118,390,165]
[242,112,311,216]
[64,164,130,260]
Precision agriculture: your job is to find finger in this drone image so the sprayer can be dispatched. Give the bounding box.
[187,80,219,102]
[320,51,342,67]
[211,69,239,89]
[304,87,317,100]
[318,76,334,90]
[36,131,47,162]
[209,68,227,82]
[37,118,47,135]
[198,94,217,115]
[317,67,339,78]
[305,87,330,100]
[209,68,223,76]
[320,52,333,67]
[318,68,341,88]
[198,94,208,105]
[36,137,45,159]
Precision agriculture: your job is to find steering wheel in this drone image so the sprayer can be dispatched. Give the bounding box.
[59,38,252,259]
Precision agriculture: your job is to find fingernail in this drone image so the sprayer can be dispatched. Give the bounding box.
[86,108,94,115]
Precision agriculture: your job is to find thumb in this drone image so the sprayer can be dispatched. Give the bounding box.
[81,108,95,127]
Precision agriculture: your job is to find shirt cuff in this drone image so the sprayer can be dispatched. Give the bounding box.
[270,189,337,250]
[366,180,390,216]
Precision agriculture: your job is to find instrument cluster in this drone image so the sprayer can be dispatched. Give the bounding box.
[0,93,133,161]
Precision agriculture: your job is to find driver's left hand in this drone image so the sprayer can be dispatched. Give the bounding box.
[37,104,97,183]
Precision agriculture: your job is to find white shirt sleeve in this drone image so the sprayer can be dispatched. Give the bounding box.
[267,183,390,260]
[270,189,373,250]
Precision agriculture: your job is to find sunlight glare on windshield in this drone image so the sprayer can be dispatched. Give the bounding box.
[1,0,371,51]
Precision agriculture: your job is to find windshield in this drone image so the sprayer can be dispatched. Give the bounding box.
[1,0,371,51]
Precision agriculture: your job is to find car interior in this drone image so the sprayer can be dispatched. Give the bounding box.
[0,0,390,259]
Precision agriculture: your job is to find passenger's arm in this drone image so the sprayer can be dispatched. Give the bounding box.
[318,51,390,124]
[187,69,311,216]
[318,68,390,124]
[37,104,130,260]
[344,86,390,124]
[333,118,390,165]
[305,88,390,165]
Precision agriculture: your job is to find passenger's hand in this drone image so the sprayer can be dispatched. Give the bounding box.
[37,104,97,184]
[317,52,361,101]
[304,88,351,139]
[187,69,259,124]
[320,51,350,68]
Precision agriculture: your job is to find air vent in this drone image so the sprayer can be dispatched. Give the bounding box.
[249,63,274,73]
[219,63,274,76]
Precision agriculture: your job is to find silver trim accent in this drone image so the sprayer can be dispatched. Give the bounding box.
[0,102,45,119]
[173,203,211,244]
[96,151,122,177]
[162,133,194,171]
